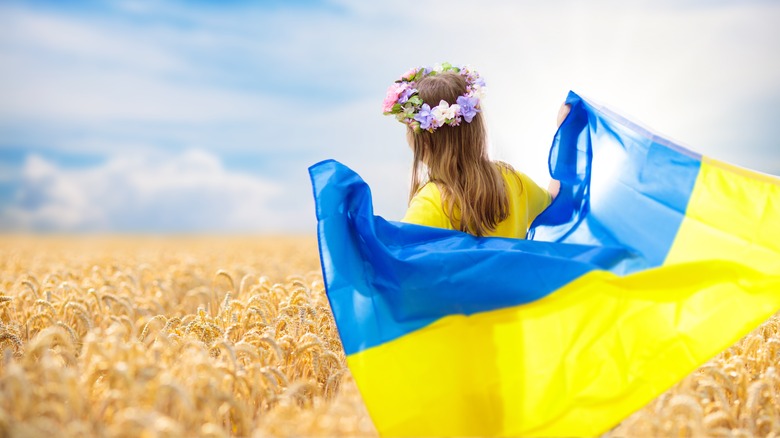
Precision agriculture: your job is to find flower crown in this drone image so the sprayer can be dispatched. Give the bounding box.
[382,62,486,133]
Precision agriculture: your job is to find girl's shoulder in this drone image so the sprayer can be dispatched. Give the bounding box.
[493,161,527,186]
[412,180,442,199]
[402,180,451,229]
[494,160,521,176]
[493,161,550,204]
[500,162,553,208]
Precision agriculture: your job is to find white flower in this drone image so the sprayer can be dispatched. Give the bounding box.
[445,103,461,120]
[431,100,461,126]
[432,63,444,73]
[431,105,447,127]
[470,84,486,101]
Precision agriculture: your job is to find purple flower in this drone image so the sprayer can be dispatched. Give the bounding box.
[456,95,480,123]
[398,86,417,104]
[414,103,434,130]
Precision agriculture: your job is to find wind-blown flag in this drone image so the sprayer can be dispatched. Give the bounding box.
[308,91,780,436]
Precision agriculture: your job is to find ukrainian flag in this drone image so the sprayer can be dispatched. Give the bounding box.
[309,91,780,436]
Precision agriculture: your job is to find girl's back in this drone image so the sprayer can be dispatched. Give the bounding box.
[383,63,553,238]
[402,163,551,239]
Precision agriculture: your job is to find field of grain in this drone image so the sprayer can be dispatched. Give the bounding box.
[0,236,778,437]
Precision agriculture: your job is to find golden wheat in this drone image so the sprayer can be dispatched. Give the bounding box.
[0,236,375,437]
[0,236,778,437]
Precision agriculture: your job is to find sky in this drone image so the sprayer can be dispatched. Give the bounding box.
[1,0,779,233]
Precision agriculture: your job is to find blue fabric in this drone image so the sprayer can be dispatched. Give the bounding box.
[310,159,634,355]
[309,90,704,356]
[530,91,702,268]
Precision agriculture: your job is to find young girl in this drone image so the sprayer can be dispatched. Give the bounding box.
[383,63,560,239]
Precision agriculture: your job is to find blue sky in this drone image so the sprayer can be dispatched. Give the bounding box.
[1,0,779,233]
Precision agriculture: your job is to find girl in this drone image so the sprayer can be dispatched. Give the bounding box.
[383,63,560,239]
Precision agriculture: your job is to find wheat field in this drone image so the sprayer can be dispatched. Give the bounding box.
[0,236,778,437]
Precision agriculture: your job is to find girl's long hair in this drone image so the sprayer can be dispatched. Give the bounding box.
[408,71,518,236]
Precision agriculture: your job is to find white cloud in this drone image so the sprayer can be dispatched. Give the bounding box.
[1,150,293,232]
[2,8,184,74]
[0,5,297,124]
[1,1,779,232]
[365,0,780,182]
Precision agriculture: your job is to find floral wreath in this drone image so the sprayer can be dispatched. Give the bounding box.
[382,62,486,133]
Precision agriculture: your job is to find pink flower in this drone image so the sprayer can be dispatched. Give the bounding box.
[402,68,418,81]
[382,83,404,113]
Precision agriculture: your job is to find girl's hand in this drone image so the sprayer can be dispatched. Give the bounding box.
[548,179,561,200]
[557,103,571,128]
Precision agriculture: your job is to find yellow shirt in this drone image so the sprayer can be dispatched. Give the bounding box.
[401,167,552,239]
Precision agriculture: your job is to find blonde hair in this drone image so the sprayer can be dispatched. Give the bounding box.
[408,71,520,236]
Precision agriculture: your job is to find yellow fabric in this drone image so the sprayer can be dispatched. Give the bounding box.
[351,156,780,437]
[665,157,780,274]
[349,263,780,437]
[401,166,552,239]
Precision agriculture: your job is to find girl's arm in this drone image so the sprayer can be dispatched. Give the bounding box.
[548,102,571,200]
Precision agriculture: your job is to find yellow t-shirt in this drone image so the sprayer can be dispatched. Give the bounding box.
[401,167,552,239]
